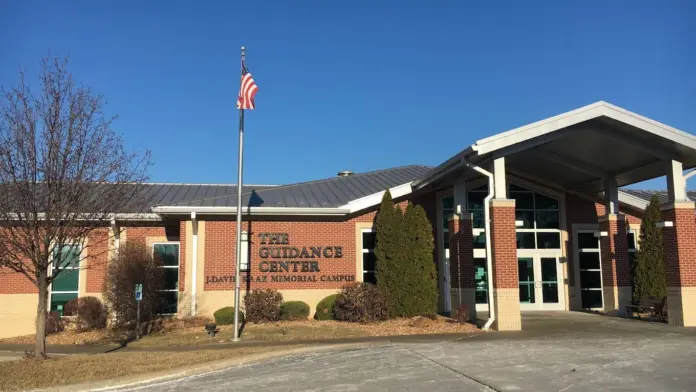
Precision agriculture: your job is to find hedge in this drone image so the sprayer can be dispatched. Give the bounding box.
[315,294,338,320]
[280,301,310,321]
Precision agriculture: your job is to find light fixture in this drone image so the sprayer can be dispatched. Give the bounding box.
[657,221,674,228]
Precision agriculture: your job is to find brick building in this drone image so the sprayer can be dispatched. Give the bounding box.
[2,101,696,338]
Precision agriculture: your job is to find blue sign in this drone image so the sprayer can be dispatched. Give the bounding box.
[135,284,143,301]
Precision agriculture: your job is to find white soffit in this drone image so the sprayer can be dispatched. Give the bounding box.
[471,101,696,156]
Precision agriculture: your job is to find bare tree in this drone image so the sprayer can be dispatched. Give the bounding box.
[0,57,150,358]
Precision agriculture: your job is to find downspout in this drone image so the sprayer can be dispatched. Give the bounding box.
[191,212,198,317]
[461,157,496,331]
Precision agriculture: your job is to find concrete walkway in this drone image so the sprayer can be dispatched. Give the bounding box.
[97,312,696,392]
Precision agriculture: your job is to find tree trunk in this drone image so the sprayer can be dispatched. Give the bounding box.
[35,270,49,359]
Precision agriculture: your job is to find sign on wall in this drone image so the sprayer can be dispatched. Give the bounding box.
[206,232,356,284]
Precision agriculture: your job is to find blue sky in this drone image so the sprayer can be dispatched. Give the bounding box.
[1,1,694,189]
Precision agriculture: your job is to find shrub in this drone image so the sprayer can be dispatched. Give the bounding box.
[375,192,438,317]
[45,311,65,335]
[280,301,310,321]
[244,289,283,323]
[455,304,470,324]
[315,294,338,320]
[213,307,245,325]
[64,296,107,331]
[633,194,667,302]
[102,242,166,329]
[334,283,389,323]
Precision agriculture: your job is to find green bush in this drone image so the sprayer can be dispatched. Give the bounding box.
[280,301,310,321]
[375,191,438,317]
[334,282,389,323]
[244,289,283,323]
[315,294,338,320]
[213,307,245,325]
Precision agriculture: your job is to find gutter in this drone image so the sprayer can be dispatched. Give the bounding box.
[151,206,351,216]
[460,157,497,331]
[191,212,198,316]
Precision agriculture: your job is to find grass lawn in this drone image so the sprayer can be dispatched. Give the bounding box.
[129,321,366,347]
[0,346,296,392]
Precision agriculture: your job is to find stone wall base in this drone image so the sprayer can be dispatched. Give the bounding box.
[602,286,632,316]
[492,288,521,331]
[667,286,696,327]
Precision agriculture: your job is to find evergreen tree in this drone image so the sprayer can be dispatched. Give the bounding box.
[401,202,438,315]
[633,194,667,301]
[374,191,407,316]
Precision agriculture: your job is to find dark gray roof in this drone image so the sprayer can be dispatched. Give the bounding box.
[167,165,432,208]
[125,184,278,213]
[621,189,696,204]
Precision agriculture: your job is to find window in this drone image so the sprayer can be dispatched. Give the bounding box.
[474,257,488,304]
[467,184,488,229]
[577,232,603,309]
[240,231,250,271]
[50,245,81,316]
[627,229,638,270]
[361,229,377,284]
[510,185,561,249]
[153,243,180,314]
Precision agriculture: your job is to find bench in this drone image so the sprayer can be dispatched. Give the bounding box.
[626,297,667,322]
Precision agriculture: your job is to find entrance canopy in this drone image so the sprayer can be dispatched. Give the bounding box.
[416,102,696,195]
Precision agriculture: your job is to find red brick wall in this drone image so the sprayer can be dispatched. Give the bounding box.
[0,257,37,294]
[490,203,518,289]
[599,217,631,288]
[204,220,358,291]
[85,228,110,293]
[202,193,438,292]
[662,207,696,287]
[448,215,474,290]
[565,194,643,287]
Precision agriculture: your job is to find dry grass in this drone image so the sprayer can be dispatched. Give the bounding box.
[1,316,480,348]
[130,316,478,347]
[0,346,294,392]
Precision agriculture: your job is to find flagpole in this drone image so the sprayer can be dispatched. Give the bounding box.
[233,46,245,342]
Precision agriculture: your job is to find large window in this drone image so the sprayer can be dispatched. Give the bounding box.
[153,243,180,314]
[362,229,377,284]
[361,229,377,284]
[510,185,561,249]
[50,245,81,315]
[467,185,488,229]
[577,232,603,309]
[441,194,488,305]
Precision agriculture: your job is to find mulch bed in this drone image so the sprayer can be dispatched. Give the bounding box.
[1,315,480,346]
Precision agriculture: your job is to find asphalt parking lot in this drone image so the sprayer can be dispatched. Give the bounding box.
[102,312,696,392]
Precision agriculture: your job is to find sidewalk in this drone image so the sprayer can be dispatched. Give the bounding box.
[0,332,479,355]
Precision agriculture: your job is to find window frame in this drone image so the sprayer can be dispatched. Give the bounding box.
[510,185,562,249]
[360,228,377,284]
[152,241,181,315]
[48,244,82,315]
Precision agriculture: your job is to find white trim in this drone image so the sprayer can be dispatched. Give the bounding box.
[571,225,605,311]
[152,241,181,315]
[471,101,696,156]
[151,206,351,216]
[359,229,376,281]
[48,244,82,314]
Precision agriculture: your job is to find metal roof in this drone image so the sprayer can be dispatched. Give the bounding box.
[621,189,696,204]
[124,184,278,213]
[415,101,696,193]
[163,165,432,209]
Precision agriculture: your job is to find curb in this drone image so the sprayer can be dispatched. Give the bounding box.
[33,343,374,392]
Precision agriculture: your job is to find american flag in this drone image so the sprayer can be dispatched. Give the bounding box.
[237,59,258,110]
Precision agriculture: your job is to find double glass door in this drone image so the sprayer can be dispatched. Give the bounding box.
[518,252,564,310]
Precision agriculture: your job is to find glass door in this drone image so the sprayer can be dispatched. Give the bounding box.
[518,253,565,310]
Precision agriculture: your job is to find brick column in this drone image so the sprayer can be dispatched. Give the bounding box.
[489,199,521,331]
[661,201,696,326]
[598,214,632,315]
[448,213,476,321]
